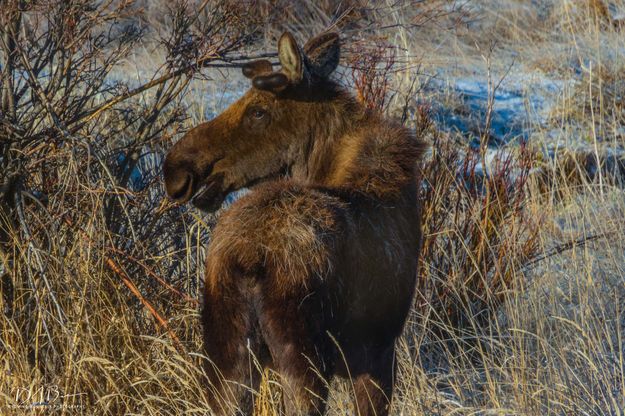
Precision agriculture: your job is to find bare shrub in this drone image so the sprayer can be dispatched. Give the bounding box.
[0,0,269,411]
[347,36,397,112]
[418,134,541,334]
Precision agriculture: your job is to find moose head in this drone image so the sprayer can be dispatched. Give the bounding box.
[163,32,345,212]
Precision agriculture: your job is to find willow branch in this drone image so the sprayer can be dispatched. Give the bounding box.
[105,257,185,353]
[69,52,278,132]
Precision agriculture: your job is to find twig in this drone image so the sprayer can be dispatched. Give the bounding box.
[61,214,195,353]
[105,257,185,353]
[62,215,197,306]
[522,231,617,271]
[14,186,63,359]
[68,52,278,131]
[10,26,72,138]
[108,245,199,306]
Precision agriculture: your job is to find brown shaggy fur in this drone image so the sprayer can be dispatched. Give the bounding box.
[163,31,426,415]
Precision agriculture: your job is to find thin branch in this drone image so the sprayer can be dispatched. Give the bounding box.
[522,231,617,271]
[69,52,277,131]
[105,257,185,353]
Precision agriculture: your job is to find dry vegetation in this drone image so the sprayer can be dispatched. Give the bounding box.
[1,0,624,415]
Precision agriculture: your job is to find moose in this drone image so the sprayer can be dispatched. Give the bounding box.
[163,31,425,415]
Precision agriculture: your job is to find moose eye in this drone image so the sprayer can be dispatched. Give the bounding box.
[251,108,266,119]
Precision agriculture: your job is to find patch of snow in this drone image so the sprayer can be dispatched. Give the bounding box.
[430,69,573,146]
[219,188,251,211]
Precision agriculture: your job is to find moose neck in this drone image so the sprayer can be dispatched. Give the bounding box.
[284,82,423,202]
[288,83,364,188]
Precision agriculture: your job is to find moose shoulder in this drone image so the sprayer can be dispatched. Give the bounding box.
[163,31,425,416]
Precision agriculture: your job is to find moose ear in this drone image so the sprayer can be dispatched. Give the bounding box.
[303,32,340,78]
[242,59,273,79]
[253,72,289,92]
[278,32,304,83]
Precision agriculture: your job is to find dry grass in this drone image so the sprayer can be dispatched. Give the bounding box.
[1,0,624,415]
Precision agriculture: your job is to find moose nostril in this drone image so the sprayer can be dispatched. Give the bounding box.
[168,172,193,201]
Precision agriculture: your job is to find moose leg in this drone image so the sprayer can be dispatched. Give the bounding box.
[353,344,396,416]
[259,291,335,416]
[202,278,268,416]
[203,183,349,414]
